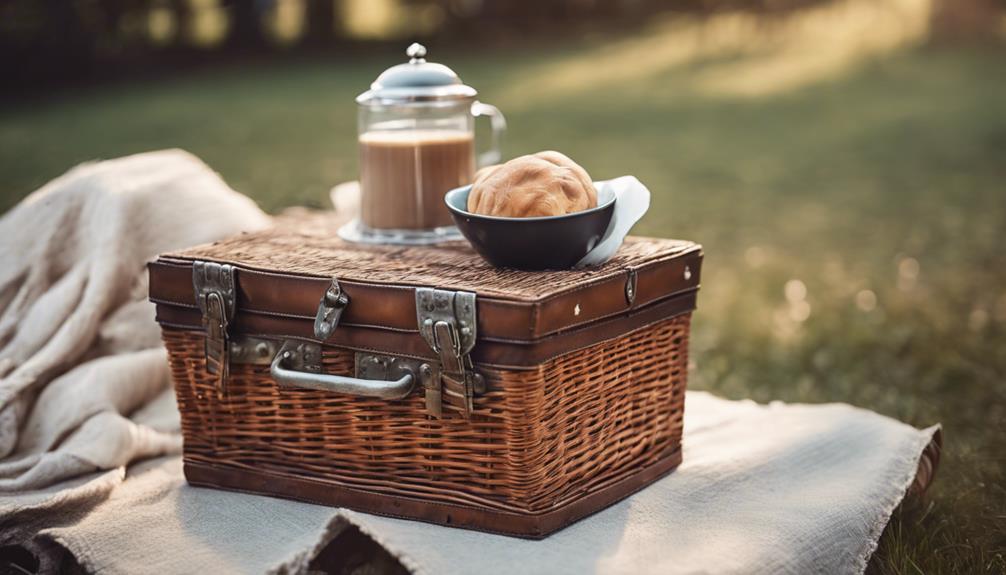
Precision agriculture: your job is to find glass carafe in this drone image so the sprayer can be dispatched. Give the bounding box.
[340,44,506,245]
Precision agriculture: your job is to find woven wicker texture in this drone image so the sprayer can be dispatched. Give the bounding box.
[164,314,689,513]
[164,212,696,300]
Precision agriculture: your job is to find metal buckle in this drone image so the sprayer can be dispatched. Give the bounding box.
[416,288,484,418]
[193,262,236,398]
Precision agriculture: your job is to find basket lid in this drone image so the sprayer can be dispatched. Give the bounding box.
[149,213,701,366]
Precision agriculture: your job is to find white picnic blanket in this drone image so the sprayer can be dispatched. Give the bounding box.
[0,151,939,574]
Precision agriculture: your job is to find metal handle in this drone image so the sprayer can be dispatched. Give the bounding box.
[270,343,415,400]
[471,101,506,167]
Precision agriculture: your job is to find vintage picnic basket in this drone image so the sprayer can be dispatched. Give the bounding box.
[148,214,703,538]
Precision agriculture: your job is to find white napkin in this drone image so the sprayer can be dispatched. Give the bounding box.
[576,176,652,268]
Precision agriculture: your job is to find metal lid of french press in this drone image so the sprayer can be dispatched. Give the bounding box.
[356,43,477,106]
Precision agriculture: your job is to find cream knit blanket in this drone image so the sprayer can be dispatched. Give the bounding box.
[0,150,269,493]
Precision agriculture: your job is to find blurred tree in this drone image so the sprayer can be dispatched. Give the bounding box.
[929,0,1002,43]
[167,0,193,45]
[223,0,269,50]
[304,0,336,45]
[0,0,122,89]
[2,0,1003,97]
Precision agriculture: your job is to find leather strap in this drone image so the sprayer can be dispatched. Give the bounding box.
[155,290,697,369]
[183,447,681,539]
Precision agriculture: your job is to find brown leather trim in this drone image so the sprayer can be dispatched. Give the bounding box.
[150,259,543,337]
[155,290,697,369]
[148,247,702,342]
[183,448,681,539]
[535,250,702,335]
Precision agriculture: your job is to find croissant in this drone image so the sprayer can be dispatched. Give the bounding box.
[468,151,597,218]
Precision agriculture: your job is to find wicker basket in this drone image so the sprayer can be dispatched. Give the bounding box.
[149,214,702,538]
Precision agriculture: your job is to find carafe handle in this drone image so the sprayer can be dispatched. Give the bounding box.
[471,101,506,168]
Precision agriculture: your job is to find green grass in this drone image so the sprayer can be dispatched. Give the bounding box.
[1,30,1004,574]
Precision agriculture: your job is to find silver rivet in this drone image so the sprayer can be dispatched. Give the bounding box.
[684,266,692,281]
[574,303,581,316]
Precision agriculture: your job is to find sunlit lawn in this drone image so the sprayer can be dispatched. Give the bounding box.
[1,3,1004,573]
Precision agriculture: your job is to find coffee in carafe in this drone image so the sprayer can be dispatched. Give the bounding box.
[341,43,505,245]
[358,130,474,230]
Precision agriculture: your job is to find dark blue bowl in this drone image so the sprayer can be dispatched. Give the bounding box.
[444,185,615,271]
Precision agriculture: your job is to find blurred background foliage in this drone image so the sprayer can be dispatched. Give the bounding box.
[1,1,1005,574]
[1,0,1004,93]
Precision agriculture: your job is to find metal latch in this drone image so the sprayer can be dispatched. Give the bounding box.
[416,288,485,419]
[314,278,349,340]
[625,268,638,306]
[193,261,236,397]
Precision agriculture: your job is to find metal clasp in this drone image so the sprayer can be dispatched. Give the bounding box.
[416,288,484,419]
[625,268,638,306]
[314,278,349,340]
[193,262,236,397]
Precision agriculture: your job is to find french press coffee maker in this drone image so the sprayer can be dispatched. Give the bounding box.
[339,43,506,245]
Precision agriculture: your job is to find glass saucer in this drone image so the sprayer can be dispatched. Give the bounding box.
[337,218,464,246]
